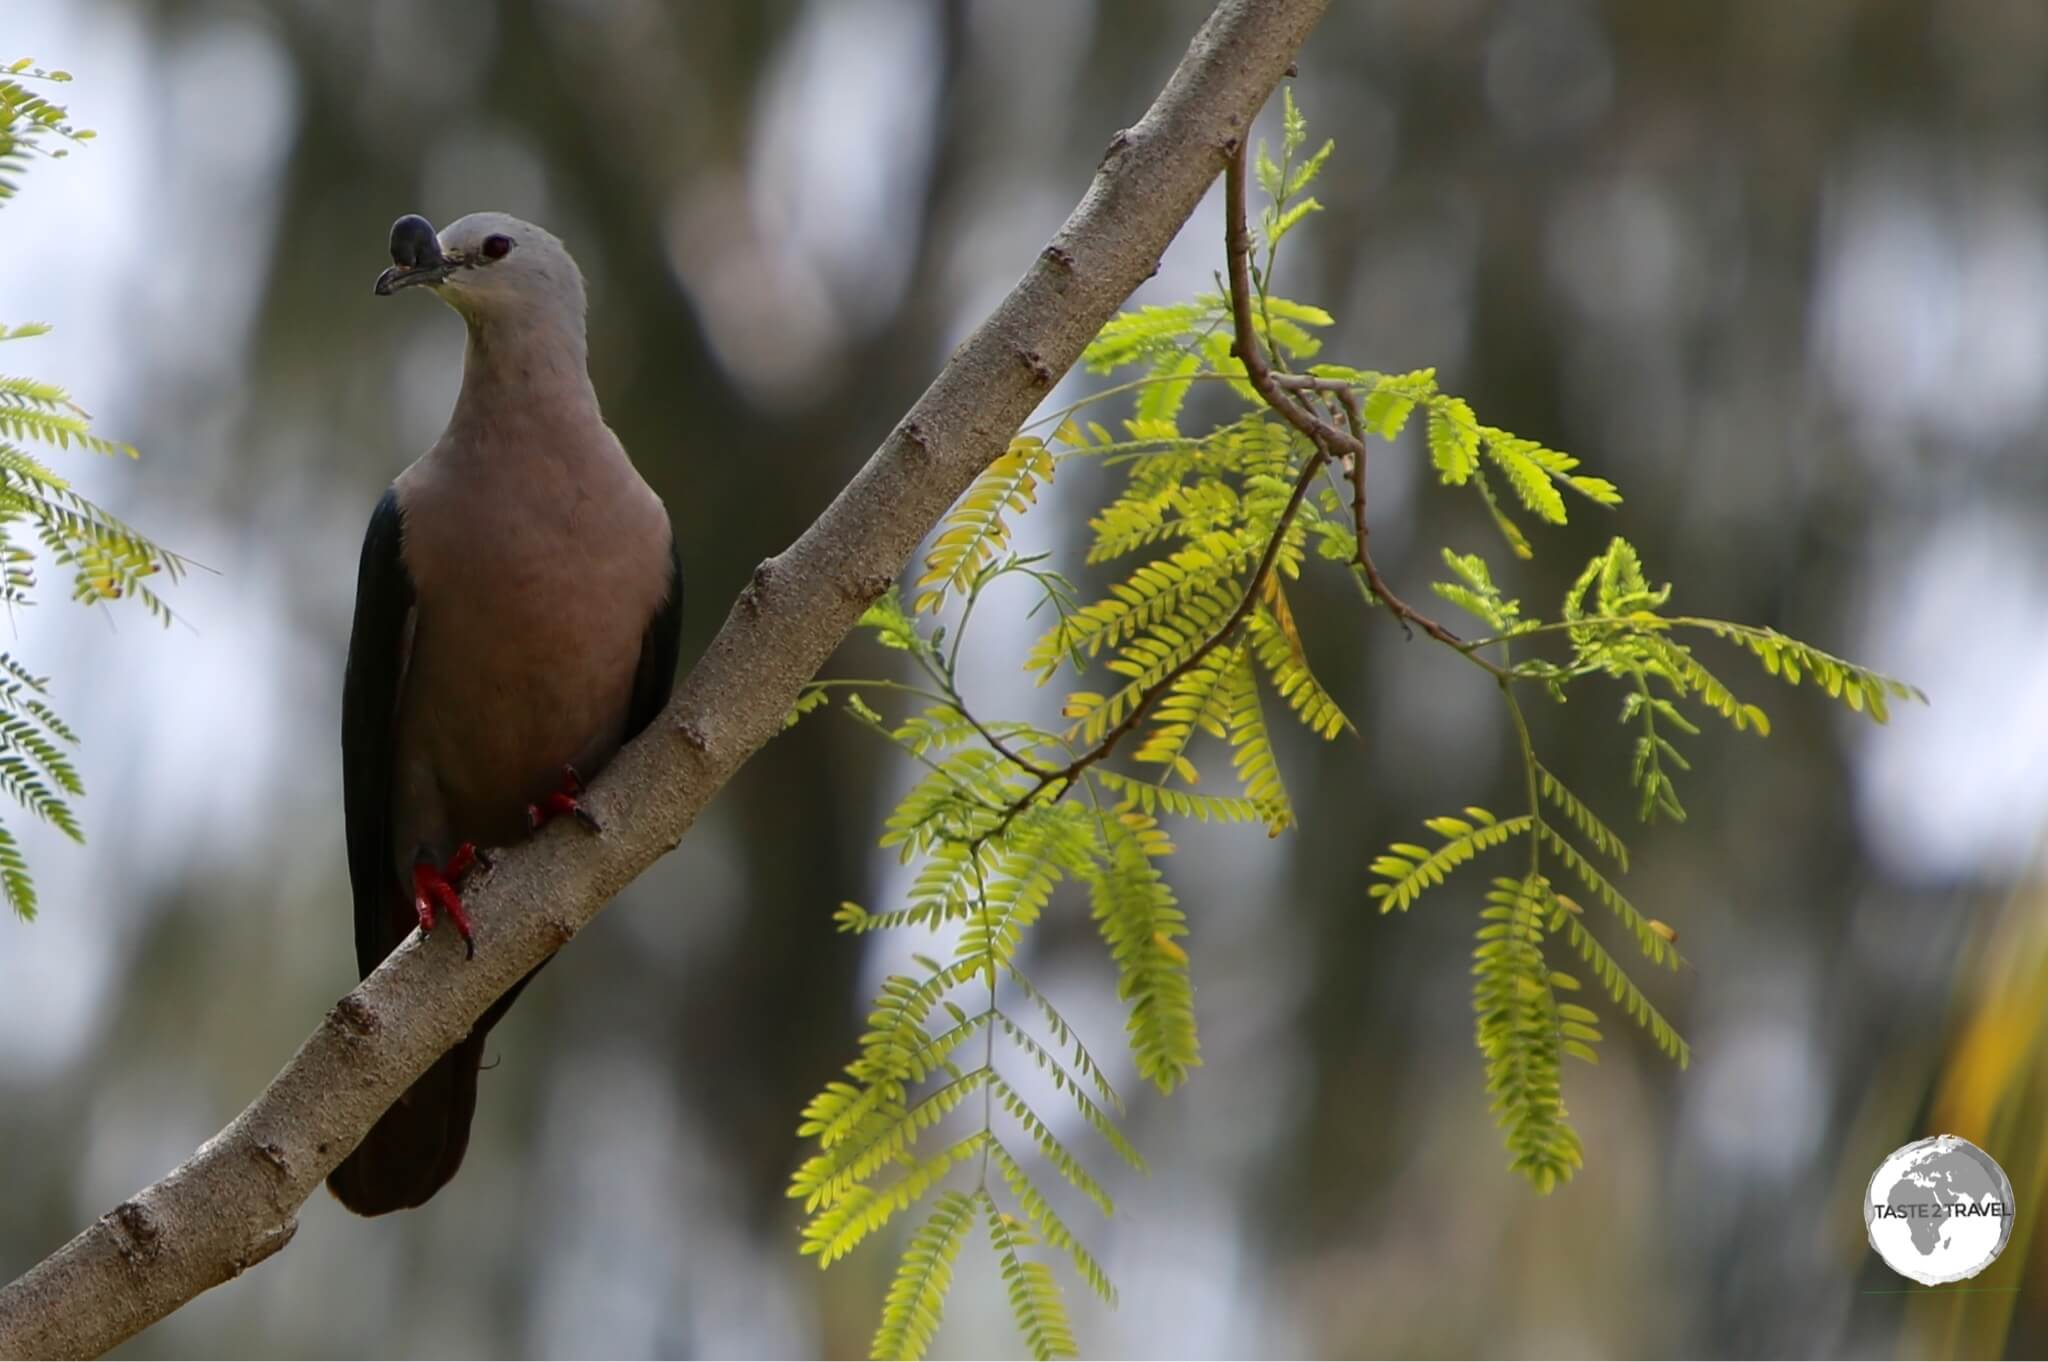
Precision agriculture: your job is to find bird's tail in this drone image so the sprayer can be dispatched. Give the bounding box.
[326,965,541,1216]
[326,1028,490,1216]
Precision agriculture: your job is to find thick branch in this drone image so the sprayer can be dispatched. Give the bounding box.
[0,2,1327,1356]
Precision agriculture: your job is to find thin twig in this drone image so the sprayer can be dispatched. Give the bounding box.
[1220,139,1480,661]
[968,711,1062,780]
[907,645,1064,781]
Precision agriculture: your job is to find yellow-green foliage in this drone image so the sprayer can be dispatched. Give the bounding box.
[913,437,1053,615]
[0,59,92,203]
[1361,530,1913,1178]
[0,65,179,922]
[1473,875,1582,1193]
[787,93,1919,1358]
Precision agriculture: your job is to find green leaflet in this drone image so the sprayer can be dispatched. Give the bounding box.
[914,437,1054,616]
[868,1191,977,1361]
[1474,876,1582,1193]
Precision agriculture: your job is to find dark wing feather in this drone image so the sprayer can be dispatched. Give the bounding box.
[342,486,415,979]
[625,518,684,741]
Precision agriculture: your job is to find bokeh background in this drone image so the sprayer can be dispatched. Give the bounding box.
[2,0,2045,1356]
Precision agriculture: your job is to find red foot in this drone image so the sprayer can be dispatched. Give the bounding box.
[527,765,603,834]
[413,843,488,959]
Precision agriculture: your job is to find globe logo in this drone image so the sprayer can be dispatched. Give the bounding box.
[1865,1134,2016,1285]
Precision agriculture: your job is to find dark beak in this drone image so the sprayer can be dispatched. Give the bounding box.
[374,262,451,296]
[376,213,450,296]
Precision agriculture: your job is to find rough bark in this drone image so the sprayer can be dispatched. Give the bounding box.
[0,1,1327,1353]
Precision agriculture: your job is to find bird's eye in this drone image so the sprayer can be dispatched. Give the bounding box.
[481,234,514,260]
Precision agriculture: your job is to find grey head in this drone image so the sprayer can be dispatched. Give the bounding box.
[374,211,586,330]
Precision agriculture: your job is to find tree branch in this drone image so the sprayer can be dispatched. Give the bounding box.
[0,2,1328,1355]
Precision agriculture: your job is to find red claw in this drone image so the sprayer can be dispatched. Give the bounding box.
[413,843,487,959]
[526,765,603,835]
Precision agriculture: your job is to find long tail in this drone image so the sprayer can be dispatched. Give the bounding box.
[326,966,540,1216]
[326,1028,489,1216]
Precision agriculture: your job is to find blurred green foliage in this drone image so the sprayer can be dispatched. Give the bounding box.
[0,62,181,919]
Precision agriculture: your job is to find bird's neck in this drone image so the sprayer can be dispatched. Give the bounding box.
[449,314,601,432]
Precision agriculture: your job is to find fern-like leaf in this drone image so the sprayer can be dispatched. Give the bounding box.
[990,1073,1116,1217]
[995,1019,1144,1174]
[987,1140,1118,1306]
[801,1131,990,1267]
[0,822,35,920]
[1537,822,1678,969]
[1473,876,1582,1193]
[1028,531,1250,684]
[1554,903,1690,1067]
[1432,547,1522,633]
[914,437,1055,614]
[1127,638,1233,786]
[985,1200,1078,1362]
[1087,811,1198,1092]
[1247,582,1351,739]
[1699,620,1925,722]
[1081,302,1211,373]
[1004,968,1127,1120]
[1220,642,1292,833]
[869,1190,978,1361]
[1368,809,1533,913]
[1427,397,1480,484]
[1092,767,1275,827]
[1063,577,1239,747]
[1536,766,1627,871]
[1481,430,1567,525]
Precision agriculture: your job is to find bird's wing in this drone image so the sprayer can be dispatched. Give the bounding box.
[625,515,684,741]
[342,486,417,979]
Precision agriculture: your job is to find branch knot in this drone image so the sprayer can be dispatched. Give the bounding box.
[109,1201,161,1265]
[330,995,376,1038]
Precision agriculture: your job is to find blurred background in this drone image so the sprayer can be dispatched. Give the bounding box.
[1,0,2044,1355]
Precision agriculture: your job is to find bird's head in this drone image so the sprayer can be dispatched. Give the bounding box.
[373,211,586,328]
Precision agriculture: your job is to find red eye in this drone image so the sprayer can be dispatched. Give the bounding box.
[481,234,514,260]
